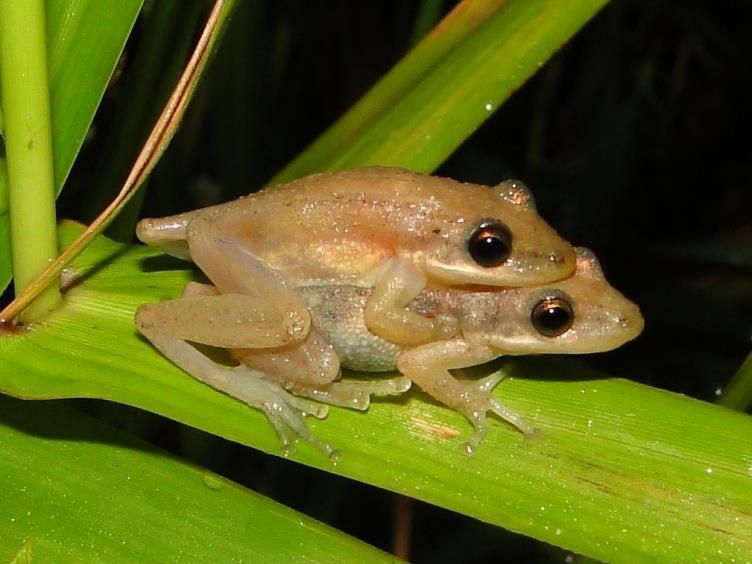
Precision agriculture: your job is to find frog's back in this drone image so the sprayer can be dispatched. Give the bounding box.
[137,166,568,286]
[210,167,522,283]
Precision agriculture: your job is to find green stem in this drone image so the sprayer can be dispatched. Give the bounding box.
[0,0,60,321]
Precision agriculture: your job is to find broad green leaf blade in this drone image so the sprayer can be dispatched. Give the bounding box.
[0,0,143,294]
[47,0,144,193]
[718,350,752,411]
[273,0,607,183]
[273,0,507,184]
[0,395,393,562]
[2,222,750,562]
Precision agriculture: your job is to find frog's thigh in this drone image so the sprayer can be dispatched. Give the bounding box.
[138,329,332,455]
[135,293,298,349]
[365,257,458,347]
[186,222,311,342]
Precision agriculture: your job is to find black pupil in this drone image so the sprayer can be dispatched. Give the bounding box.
[468,222,512,267]
[532,298,573,337]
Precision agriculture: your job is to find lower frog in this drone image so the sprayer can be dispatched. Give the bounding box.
[137,247,642,455]
[296,247,643,452]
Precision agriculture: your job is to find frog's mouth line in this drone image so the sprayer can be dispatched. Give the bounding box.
[481,318,644,355]
[423,255,571,286]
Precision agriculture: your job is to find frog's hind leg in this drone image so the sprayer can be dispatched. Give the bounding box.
[136,292,302,349]
[136,283,334,456]
[397,339,534,455]
[140,329,334,457]
[284,375,412,410]
[186,219,312,343]
[234,327,411,410]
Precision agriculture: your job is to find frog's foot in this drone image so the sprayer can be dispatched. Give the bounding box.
[284,376,412,410]
[458,376,535,455]
[138,330,336,457]
[227,365,336,457]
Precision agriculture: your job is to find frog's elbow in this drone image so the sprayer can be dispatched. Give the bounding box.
[136,216,194,260]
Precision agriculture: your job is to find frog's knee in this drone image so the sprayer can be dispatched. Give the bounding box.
[134,303,158,334]
[306,348,341,385]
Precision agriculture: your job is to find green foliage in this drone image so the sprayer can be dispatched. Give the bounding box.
[1,0,750,561]
[3,221,751,560]
[0,395,392,562]
[0,0,143,294]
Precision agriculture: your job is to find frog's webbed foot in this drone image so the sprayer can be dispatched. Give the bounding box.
[460,373,536,455]
[227,365,335,457]
[140,329,335,457]
[284,375,412,410]
[397,340,535,455]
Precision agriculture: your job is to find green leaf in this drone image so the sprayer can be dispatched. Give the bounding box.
[46,0,144,192]
[0,0,143,294]
[718,350,752,411]
[273,0,607,183]
[2,222,750,561]
[0,394,393,562]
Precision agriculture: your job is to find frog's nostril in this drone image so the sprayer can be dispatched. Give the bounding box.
[548,250,565,264]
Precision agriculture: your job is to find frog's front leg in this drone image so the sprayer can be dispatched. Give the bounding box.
[365,257,460,347]
[397,339,535,454]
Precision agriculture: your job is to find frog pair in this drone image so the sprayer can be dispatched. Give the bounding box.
[135,167,643,454]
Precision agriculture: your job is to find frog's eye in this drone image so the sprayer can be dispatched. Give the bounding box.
[467,220,512,267]
[531,297,574,337]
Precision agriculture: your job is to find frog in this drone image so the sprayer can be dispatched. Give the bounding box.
[138,246,642,455]
[288,247,645,453]
[135,166,576,350]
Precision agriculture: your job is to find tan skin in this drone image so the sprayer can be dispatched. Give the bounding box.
[135,167,578,453]
[295,248,643,452]
[135,166,576,349]
[138,243,643,454]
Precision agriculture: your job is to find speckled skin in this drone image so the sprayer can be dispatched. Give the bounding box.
[134,168,584,452]
[299,248,644,373]
[136,166,576,287]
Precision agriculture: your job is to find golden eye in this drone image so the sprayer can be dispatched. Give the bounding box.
[531,297,574,337]
[467,221,512,267]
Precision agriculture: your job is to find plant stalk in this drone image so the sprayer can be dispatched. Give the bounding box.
[0,0,61,321]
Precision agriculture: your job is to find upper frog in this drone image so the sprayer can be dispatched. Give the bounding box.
[136,167,577,347]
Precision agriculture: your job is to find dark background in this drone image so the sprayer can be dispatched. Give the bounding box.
[57,1,752,561]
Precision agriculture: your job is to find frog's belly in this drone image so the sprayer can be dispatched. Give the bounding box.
[299,286,404,372]
[332,333,401,373]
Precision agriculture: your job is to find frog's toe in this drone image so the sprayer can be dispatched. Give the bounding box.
[262,396,335,458]
[227,367,334,457]
[488,396,535,435]
[285,375,412,411]
[474,371,505,393]
[458,385,535,455]
[467,372,534,435]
